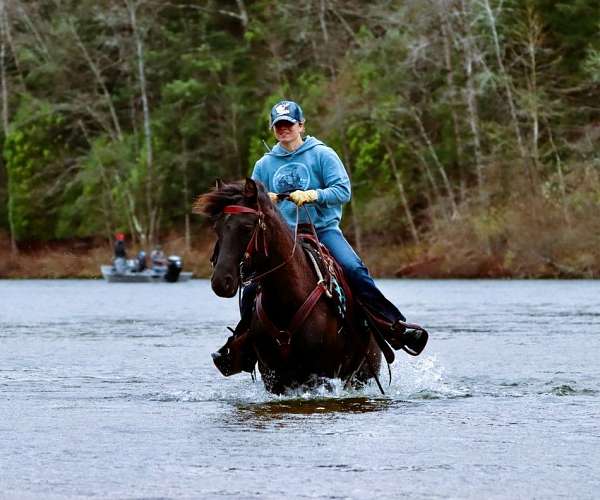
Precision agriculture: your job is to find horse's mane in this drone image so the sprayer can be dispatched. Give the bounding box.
[192,180,270,218]
[192,181,245,218]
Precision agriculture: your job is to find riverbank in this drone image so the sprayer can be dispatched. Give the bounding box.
[0,233,214,280]
[1,229,597,279]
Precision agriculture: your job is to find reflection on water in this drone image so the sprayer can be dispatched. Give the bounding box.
[237,397,393,418]
[227,397,398,430]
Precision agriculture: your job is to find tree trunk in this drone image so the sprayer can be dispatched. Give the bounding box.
[440,15,466,203]
[0,0,17,254]
[1,3,19,77]
[482,0,528,165]
[411,106,458,216]
[385,142,419,244]
[235,0,248,30]
[391,123,442,207]
[127,0,155,246]
[457,0,485,203]
[218,0,248,30]
[0,0,7,143]
[319,0,329,44]
[524,5,542,179]
[15,1,50,60]
[67,17,124,142]
[0,20,6,134]
[415,147,442,207]
[181,137,191,253]
[229,97,243,178]
[545,117,570,226]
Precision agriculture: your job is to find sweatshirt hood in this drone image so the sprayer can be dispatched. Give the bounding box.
[267,136,323,157]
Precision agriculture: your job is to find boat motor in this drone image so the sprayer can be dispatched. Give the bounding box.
[165,255,183,282]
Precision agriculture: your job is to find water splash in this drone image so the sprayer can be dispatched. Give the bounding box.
[187,354,472,404]
[546,383,598,397]
[388,355,471,400]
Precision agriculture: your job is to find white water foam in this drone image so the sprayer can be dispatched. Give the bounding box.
[168,354,471,404]
[386,354,471,400]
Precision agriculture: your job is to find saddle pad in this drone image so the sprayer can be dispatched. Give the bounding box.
[299,234,350,320]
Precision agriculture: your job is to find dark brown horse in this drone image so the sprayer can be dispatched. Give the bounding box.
[194,178,382,394]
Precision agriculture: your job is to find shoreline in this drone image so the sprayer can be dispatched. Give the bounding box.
[1,240,596,280]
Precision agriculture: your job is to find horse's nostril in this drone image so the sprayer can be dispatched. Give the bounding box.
[211,271,237,298]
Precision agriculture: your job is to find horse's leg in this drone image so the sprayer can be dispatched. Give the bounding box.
[257,363,288,395]
[352,335,383,388]
[212,285,258,376]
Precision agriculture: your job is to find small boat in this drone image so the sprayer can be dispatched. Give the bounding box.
[101,255,193,283]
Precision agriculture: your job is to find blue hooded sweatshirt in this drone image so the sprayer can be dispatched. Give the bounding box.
[252,136,351,231]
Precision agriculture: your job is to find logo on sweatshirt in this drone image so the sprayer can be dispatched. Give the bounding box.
[273,163,311,192]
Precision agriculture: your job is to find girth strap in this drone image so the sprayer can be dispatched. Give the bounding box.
[256,282,328,349]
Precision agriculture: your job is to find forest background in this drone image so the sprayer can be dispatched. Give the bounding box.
[0,0,598,278]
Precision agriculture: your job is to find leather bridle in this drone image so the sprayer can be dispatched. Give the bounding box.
[221,203,300,286]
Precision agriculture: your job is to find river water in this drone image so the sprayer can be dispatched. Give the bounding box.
[0,279,598,499]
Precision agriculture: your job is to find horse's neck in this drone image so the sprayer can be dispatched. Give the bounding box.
[259,214,312,304]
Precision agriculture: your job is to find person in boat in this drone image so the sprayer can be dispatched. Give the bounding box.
[212,99,427,375]
[151,246,167,271]
[113,232,128,273]
[114,232,127,259]
[136,250,147,272]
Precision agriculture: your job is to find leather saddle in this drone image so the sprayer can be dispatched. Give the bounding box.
[296,227,399,364]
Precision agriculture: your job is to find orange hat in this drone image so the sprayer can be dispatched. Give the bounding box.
[115,232,125,241]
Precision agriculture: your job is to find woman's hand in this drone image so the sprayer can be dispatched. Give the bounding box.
[268,192,279,204]
[289,190,318,206]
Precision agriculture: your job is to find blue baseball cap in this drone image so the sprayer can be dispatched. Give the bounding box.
[270,100,304,127]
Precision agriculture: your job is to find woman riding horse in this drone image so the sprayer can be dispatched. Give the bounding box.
[195,178,384,393]
[209,99,428,377]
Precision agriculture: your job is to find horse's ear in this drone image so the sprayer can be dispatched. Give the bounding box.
[243,177,258,201]
[215,178,224,190]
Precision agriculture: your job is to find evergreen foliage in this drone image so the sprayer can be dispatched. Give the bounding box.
[0,0,598,273]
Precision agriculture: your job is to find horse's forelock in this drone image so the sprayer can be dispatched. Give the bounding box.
[192,180,274,218]
[192,181,245,217]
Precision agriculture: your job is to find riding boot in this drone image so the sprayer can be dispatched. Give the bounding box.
[212,323,257,376]
[360,305,429,357]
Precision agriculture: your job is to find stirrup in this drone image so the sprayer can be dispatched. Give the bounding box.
[364,311,429,357]
[394,320,429,356]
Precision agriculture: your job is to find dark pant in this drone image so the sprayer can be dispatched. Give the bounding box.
[238,228,404,327]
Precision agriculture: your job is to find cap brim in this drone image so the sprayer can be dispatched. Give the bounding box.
[271,116,298,127]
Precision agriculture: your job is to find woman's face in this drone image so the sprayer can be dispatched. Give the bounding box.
[272,120,304,147]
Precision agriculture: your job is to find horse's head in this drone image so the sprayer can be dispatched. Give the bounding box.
[193,178,273,297]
